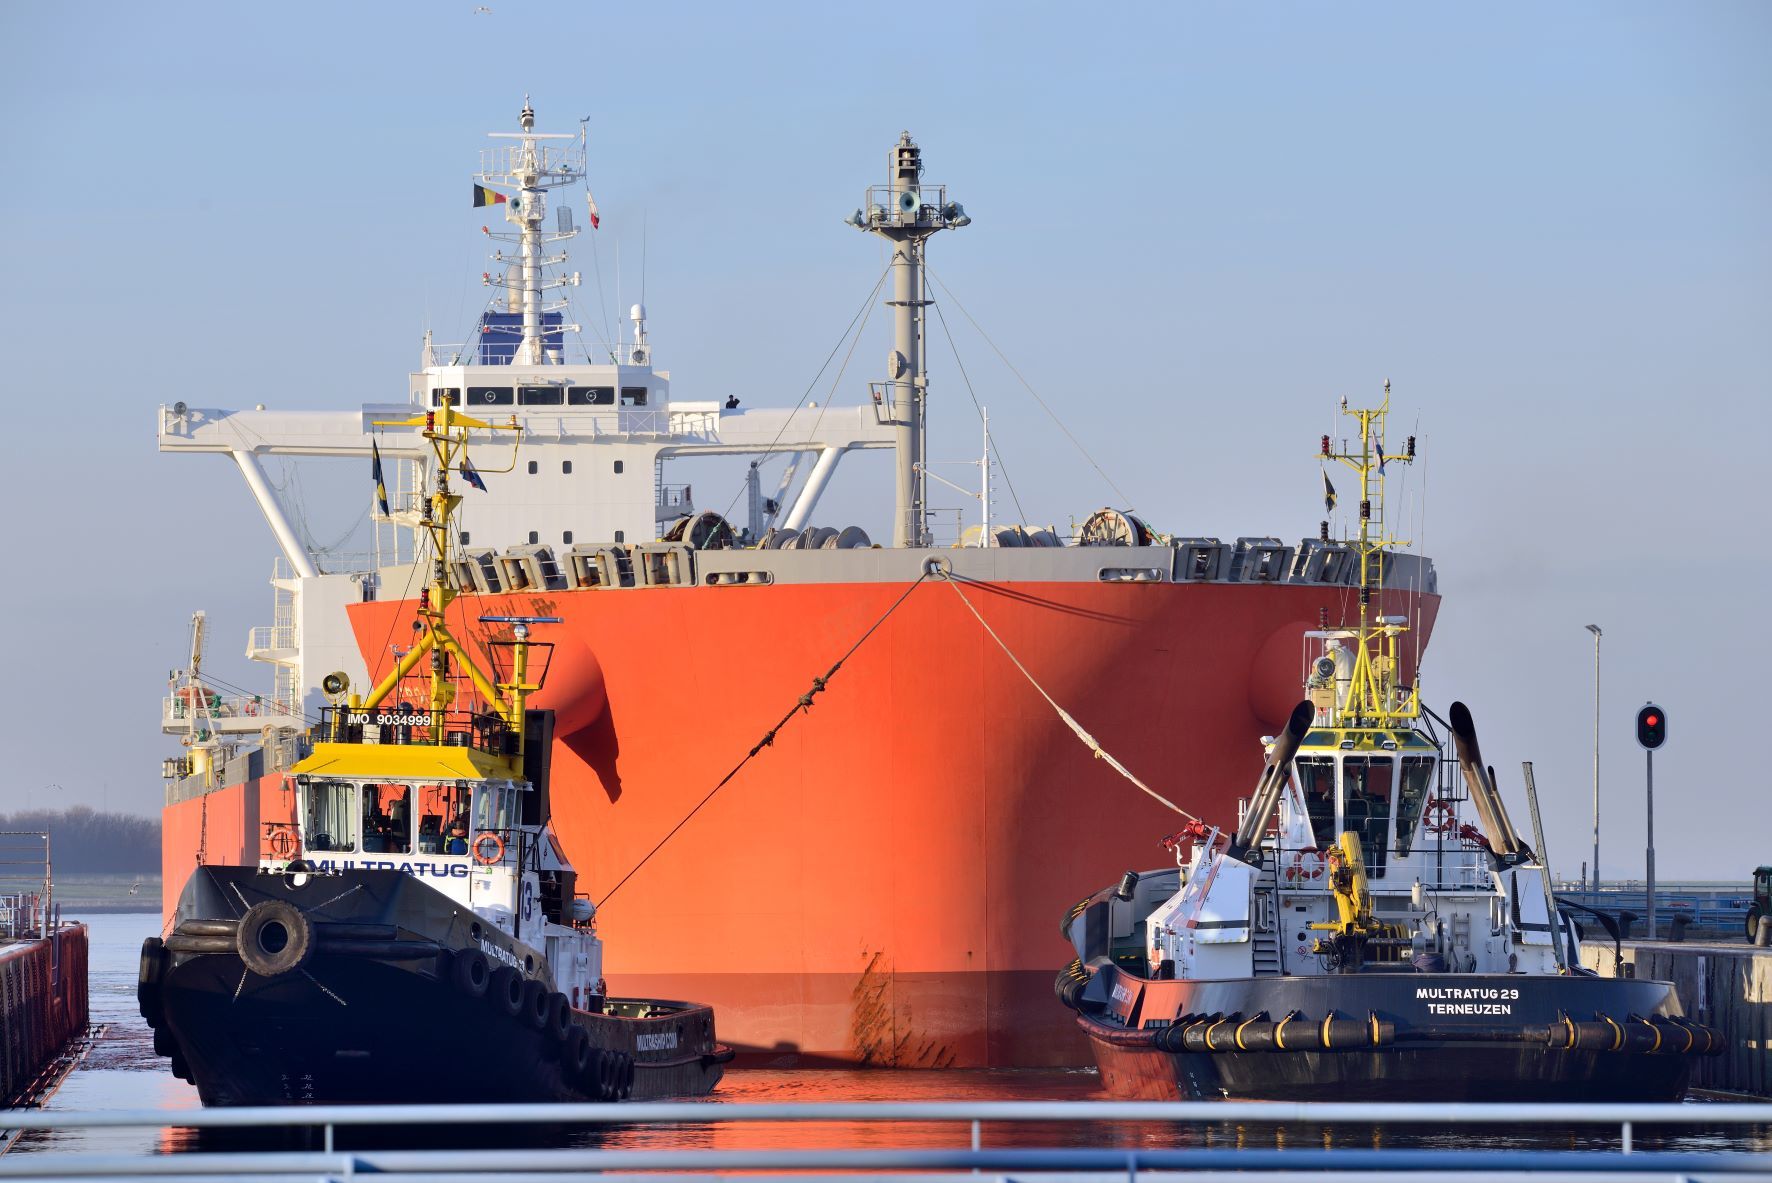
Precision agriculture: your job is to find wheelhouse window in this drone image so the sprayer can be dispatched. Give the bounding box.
[362,784,412,854]
[415,783,472,854]
[567,386,614,406]
[1395,756,1436,856]
[467,386,514,407]
[619,386,648,407]
[431,388,460,407]
[519,385,564,406]
[1343,756,1394,877]
[1296,756,1338,849]
[474,783,519,835]
[304,781,357,852]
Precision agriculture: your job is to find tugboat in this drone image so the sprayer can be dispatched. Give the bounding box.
[1058,388,1722,1102]
[139,400,731,1106]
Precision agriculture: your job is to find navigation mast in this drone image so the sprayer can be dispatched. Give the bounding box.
[849,133,970,548]
[1317,381,1420,728]
[478,98,586,365]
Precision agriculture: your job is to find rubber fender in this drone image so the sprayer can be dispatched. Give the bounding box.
[236,900,315,978]
[179,919,240,938]
[522,979,552,1030]
[152,1024,179,1059]
[165,933,237,954]
[1618,1014,1662,1055]
[1203,1013,1245,1053]
[137,938,167,1028]
[545,995,574,1045]
[1319,1012,1373,1050]
[613,1052,634,1101]
[1273,1010,1321,1051]
[1675,1017,1726,1056]
[490,966,527,1018]
[169,1051,192,1083]
[563,1025,593,1082]
[1181,1014,1221,1054]
[452,948,491,999]
[1233,1012,1276,1052]
[1644,1016,1694,1055]
[581,1048,611,1100]
[1061,897,1091,942]
[1567,1017,1624,1052]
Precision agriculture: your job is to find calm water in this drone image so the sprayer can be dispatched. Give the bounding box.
[10,912,1769,1158]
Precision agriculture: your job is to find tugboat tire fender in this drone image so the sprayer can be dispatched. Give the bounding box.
[544,993,574,1043]
[521,979,551,1030]
[137,938,168,1027]
[490,966,527,1017]
[452,948,491,998]
[236,900,315,978]
[562,1026,593,1083]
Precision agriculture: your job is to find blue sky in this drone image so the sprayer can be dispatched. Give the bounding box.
[2,2,1767,879]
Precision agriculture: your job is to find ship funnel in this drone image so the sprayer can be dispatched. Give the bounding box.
[1447,701,1525,860]
[1228,700,1315,862]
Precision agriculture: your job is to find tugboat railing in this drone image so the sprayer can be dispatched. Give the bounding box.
[4,1100,1769,1177]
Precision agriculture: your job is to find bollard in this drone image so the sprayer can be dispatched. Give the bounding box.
[1756,916,1771,948]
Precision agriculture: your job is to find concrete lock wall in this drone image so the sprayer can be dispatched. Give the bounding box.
[1580,939,1772,1096]
[0,925,90,1106]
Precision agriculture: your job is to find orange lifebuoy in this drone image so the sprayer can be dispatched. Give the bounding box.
[1422,797,1457,835]
[1286,849,1325,882]
[268,828,295,859]
[472,832,505,865]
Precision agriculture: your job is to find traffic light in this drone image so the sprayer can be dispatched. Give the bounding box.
[1636,703,1668,750]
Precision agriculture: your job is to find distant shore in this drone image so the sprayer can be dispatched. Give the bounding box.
[48,873,161,914]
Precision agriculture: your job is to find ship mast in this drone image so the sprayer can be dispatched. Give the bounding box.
[1319,381,1419,728]
[849,134,970,547]
[478,98,586,365]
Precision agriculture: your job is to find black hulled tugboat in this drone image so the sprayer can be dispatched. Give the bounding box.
[140,400,730,1105]
[1059,388,1722,1102]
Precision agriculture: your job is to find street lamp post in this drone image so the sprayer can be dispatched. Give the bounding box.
[1585,624,1601,893]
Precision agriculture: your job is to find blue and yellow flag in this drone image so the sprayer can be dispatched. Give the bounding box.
[371,439,390,517]
[1321,468,1337,514]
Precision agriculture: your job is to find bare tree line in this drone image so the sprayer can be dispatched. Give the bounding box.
[0,807,159,874]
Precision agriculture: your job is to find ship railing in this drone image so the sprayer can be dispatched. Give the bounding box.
[657,483,694,510]
[247,625,296,653]
[310,706,515,757]
[163,691,303,727]
[6,1100,1771,1176]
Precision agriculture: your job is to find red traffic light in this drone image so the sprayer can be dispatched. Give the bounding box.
[1636,703,1667,750]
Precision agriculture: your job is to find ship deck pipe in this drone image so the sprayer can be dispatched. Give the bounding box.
[781,447,846,532]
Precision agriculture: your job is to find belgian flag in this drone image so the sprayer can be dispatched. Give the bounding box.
[473,185,509,208]
[371,439,390,517]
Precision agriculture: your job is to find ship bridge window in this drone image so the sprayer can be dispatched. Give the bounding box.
[520,385,564,406]
[1395,756,1436,856]
[620,386,648,407]
[473,783,518,837]
[568,386,614,406]
[415,783,473,855]
[303,781,357,853]
[1296,756,1338,849]
[1342,756,1394,878]
[431,388,460,408]
[467,386,514,407]
[362,784,412,855]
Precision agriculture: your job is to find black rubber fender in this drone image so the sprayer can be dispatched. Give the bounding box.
[452,948,491,999]
[562,1025,593,1083]
[521,979,551,1030]
[544,993,574,1044]
[236,900,314,978]
[489,966,527,1018]
[614,1052,634,1100]
[137,938,167,1027]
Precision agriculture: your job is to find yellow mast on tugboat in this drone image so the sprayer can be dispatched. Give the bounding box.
[1313,380,1420,733]
[294,400,546,780]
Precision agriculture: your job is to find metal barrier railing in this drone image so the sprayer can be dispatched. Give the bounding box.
[2,1100,1770,1177]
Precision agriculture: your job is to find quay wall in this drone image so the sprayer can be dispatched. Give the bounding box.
[1580,939,1771,1096]
[0,925,89,1105]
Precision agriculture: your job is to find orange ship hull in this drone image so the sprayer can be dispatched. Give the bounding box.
[166,576,1436,1067]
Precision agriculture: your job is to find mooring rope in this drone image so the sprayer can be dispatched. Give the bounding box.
[597,570,932,908]
[940,572,1197,822]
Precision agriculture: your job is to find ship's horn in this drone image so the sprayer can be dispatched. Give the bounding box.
[1447,701,1523,858]
[1229,701,1316,861]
